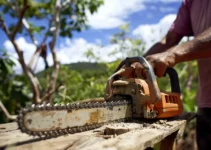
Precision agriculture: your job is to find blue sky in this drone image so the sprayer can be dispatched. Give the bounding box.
[72,0,181,44]
[1,0,182,73]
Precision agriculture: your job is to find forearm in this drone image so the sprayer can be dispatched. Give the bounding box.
[144,30,183,57]
[170,27,211,63]
[143,42,172,57]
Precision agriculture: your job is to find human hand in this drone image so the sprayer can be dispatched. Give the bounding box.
[145,52,176,77]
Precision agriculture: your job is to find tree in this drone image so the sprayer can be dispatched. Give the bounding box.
[0,0,103,105]
[110,24,144,59]
[0,51,30,122]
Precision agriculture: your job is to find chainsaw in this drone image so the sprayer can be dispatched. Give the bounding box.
[17,57,183,137]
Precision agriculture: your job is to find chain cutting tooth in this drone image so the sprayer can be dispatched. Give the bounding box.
[116,101,121,106]
[76,127,82,132]
[61,104,66,109]
[63,129,68,134]
[102,102,106,107]
[93,103,97,108]
[83,103,88,108]
[66,103,70,109]
[46,103,51,110]
[79,103,84,108]
[34,105,40,111]
[72,128,77,133]
[41,104,46,110]
[59,104,63,110]
[22,108,28,115]
[76,103,81,109]
[70,103,76,109]
[54,103,60,109]
[87,102,92,108]
[67,128,73,134]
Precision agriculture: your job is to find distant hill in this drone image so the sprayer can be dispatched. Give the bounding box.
[36,61,107,77]
[64,62,107,71]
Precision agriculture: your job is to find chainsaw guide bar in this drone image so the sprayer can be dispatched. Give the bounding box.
[17,100,132,137]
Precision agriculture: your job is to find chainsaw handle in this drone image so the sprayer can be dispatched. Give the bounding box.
[165,68,181,93]
[115,56,161,104]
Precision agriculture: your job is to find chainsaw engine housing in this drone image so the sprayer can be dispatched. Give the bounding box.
[105,57,183,119]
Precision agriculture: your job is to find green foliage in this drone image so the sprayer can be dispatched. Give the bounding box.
[110,23,144,59]
[37,62,111,103]
[0,0,103,38]
[0,51,30,123]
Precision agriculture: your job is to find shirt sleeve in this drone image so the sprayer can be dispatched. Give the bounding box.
[170,0,194,36]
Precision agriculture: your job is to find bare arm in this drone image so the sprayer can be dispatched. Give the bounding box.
[172,27,211,63]
[146,26,211,77]
[143,30,183,57]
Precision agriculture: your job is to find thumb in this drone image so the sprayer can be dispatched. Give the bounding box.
[154,62,167,77]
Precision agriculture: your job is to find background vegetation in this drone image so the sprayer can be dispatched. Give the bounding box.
[0,24,198,123]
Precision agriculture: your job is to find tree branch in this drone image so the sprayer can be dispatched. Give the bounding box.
[7,0,38,46]
[27,18,53,70]
[0,100,17,121]
[12,42,41,103]
[0,18,12,39]
[0,17,41,104]
[11,0,29,40]
[22,18,38,46]
[28,45,43,70]
[62,0,72,7]
[41,84,64,103]
[47,0,61,104]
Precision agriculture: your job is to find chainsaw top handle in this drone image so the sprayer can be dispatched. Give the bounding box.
[115,56,161,104]
[114,56,181,103]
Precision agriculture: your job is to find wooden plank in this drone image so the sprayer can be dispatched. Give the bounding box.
[0,129,35,149]
[78,119,187,150]
[0,122,18,133]
[5,131,105,150]
[0,113,196,150]
[160,130,178,150]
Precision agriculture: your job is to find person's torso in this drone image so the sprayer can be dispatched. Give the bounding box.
[189,0,211,108]
[190,0,211,36]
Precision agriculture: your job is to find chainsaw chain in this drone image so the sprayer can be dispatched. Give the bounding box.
[17,100,132,137]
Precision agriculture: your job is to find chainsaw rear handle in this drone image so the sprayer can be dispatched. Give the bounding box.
[114,56,181,103]
[165,68,181,93]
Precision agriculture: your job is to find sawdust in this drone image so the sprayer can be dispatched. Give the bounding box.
[93,119,180,139]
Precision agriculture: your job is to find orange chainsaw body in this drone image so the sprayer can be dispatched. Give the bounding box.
[105,57,183,119]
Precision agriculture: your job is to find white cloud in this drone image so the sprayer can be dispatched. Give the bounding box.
[3,37,43,74]
[87,0,182,29]
[159,7,176,12]
[160,0,182,2]
[3,37,122,73]
[87,0,146,29]
[55,38,120,63]
[132,14,177,49]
